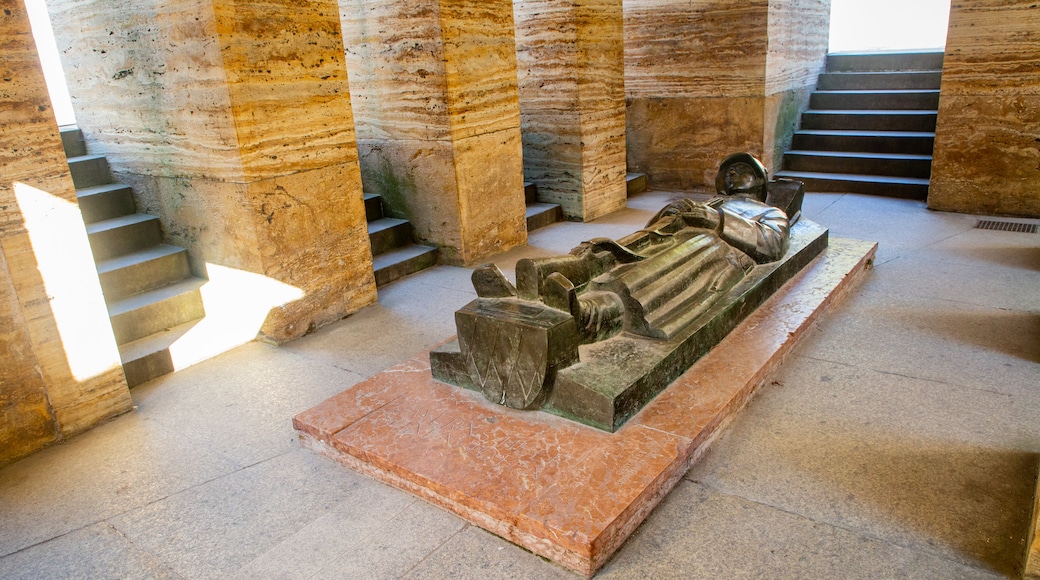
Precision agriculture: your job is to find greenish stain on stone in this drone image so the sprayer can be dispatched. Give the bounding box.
[370,156,417,221]
[771,89,806,170]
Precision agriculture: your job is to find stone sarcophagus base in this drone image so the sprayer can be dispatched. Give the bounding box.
[294,237,877,577]
[431,218,828,432]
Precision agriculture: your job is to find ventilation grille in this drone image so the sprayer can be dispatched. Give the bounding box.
[974,220,1038,234]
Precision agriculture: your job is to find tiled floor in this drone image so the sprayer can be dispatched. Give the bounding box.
[2,191,1038,579]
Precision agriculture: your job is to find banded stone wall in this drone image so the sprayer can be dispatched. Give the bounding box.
[48,0,377,342]
[1,2,132,466]
[764,0,830,171]
[624,0,770,189]
[929,0,1040,217]
[340,0,527,265]
[624,0,828,189]
[514,0,627,221]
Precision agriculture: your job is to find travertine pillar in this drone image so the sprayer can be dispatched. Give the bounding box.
[1,1,132,465]
[340,0,527,265]
[764,0,831,170]
[513,0,627,221]
[624,0,829,189]
[49,0,376,343]
[928,0,1040,217]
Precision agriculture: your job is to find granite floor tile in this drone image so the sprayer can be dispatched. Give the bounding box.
[395,264,481,295]
[929,225,1040,267]
[598,481,1002,580]
[403,525,574,579]
[233,473,417,579]
[811,194,978,263]
[769,356,1040,446]
[688,356,1038,577]
[281,282,474,378]
[794,287,1040,396]
[107,449,369,579]
[309,498,468,579]
[0,522,180,580]
[800,192,846,221]
[861,250,1040,313]
[0,411,237,558]
[130,342,368,468]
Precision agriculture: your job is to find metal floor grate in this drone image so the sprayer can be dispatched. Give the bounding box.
[974,220,1038,234]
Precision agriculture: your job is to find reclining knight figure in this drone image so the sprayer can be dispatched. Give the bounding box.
[431,152,821,430]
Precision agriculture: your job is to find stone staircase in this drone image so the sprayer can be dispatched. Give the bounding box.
[364,193,438,286]
[626,172,648,197]
[776,52,943,200]
[523,181,562,231]
[61,127,206,387]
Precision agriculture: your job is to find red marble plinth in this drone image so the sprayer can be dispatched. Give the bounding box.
[294,238,878,576]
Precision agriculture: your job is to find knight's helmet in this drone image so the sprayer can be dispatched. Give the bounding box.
[715,152,768,201]
[715,152,803,223]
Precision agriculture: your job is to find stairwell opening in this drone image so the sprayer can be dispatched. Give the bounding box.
[829,0,951,54]
[773,0,953,200]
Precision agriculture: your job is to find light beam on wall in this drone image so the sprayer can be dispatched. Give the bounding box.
[164,264,305,372]
[24,0,75,126]
[14,182,121,382]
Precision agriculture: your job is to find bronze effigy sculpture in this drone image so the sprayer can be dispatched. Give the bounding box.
[431,153,827,431]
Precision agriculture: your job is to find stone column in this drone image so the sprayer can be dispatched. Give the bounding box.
[49,0,377,343]
[928,0,1040,217]
[624,0,829,189]
[764,0,831,170]
[340,0,527,265]
[1,1,132,465]
[513,0,627,221]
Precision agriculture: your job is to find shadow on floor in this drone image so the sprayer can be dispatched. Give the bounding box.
[954,245,1040,272]
[788,432,1038,577]
[915,308,1040,364]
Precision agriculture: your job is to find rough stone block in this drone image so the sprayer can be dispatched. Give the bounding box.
[626,96,767,189]
[514,0,627,222]
[929,95,1040,217]
[1,0,131,460]
[0,249,57,466]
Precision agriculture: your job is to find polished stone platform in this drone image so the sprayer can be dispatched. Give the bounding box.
[294,237,877,577]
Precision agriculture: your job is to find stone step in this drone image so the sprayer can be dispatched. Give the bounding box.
[524,181,538,205]
[783,150,933,179]
[810,90,940,111]
[85,213,164,261]
[368,217,413,256]
[373,244,439,287]
[76,183,136,224]
[107,277,206,345]
[363,193,383,222]
[826,51,944,73]
[817,71,942,91]
[800,110,938,132]
[526,202,563,232]
[118,319,196,388]
[791,130,935,155]
[67,154,112,189]
[96,244,192,303]
[59,126,86,158]
[626,173,648,196]
[774,170,929,199]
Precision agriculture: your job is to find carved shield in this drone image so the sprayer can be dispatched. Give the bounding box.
[456,299,578,411]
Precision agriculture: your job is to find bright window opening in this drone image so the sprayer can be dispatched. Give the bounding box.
[829,0,952,54]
